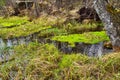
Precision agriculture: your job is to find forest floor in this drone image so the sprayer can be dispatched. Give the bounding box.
[0,16,120,80]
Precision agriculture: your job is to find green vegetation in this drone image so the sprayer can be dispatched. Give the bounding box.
[0,0,5,6]
[0,16,104,39]
[52,31,110,44]
[0,16,67,39]
[0,43,120,80]
[0,16,29,28]
[0,0,120,79]
[0,17,57,39]
[38,28,67,37]
[0,22,52,39]
[62,20,103,33]
[0,15,117,80]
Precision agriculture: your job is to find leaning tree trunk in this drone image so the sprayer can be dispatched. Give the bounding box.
[93,0,120,52]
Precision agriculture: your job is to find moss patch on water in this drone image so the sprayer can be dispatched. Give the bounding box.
[0,16,29,28]
[52,31,110,44]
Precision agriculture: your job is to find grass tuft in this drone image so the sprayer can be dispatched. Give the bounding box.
[0,43,120,80]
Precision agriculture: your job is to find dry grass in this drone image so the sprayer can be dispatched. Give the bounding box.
[0,43,120,80]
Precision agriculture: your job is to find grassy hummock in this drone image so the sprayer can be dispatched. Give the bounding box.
[0,17,56,39]
[0,16,29,28]
[0,22,52,39]
[0,42,120,80]
[52,31,110,44]
[0,16,104,39]
[0,16,65,39]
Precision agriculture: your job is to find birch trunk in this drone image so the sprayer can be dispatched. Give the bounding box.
[93,0,120,52]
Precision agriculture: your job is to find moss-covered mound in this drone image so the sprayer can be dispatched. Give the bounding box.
[0,16,29,28]
[52,31,110,44]
[0,23,51,39]
[0,16,105,40]
[0,17,57,39]
[0,16,66,39]
[0,43,120,80]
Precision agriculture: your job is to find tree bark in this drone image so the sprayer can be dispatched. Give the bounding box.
[93,0,120,52]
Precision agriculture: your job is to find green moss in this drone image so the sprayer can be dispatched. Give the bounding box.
[0,16,104,39]
[0,16,29,28]
[0,21,52,39]
[52,31,110,44]
[0,16,67,39]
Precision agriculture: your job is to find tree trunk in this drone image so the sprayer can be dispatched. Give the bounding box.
[93,0,120,52]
